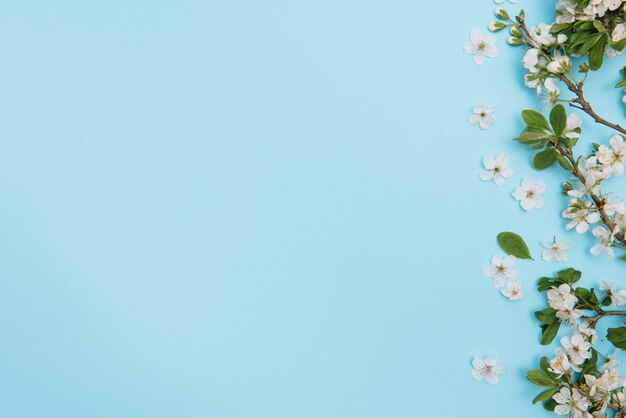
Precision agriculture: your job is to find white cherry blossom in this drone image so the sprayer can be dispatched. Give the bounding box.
[468,105,496,129]
[541,239,572,262]
[480,153,513,186]
[464,30,498,64]
[562,200,601,233]
[500,279,523,301]
[482,255,518,288]
[472,356,505,384]
[600,281,626,306]
[553,387,591,416]
[597,134,626,176]
[590,226,617,258]
[513,178,545,212]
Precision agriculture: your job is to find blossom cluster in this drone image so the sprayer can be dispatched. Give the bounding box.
[529,268,626,417]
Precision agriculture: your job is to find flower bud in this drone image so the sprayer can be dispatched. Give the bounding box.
[489,21,506,32]
[508,36,523,45]
[495,7,509,20]
[509,26,522,37]
[579,63,589,73]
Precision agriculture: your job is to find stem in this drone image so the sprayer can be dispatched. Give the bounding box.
[586,309,626,324]
[557,74,626,135]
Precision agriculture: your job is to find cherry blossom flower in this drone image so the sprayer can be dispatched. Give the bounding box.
[513,178,545,212]
[553,387,591,416]
[464,30,498,64]
[540,78,561,109]
[590,226,617,258]
[597,134,626,175]
[500,279,523,301]
[561,334,592,366]
[480,153,513,186]
[482,255,518,288]
[549,352,572,376]
[547,52,572,73]
[599,352,622,373]
[562,200,601,233]
[541,239,572,262]
[468,105,496,129]
[599,281,626,306]
[578,321,598,345]
[472,356,505,384]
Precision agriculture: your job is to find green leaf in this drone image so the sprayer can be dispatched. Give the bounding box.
[533,388,558,404]
[607,327,626,350]
[556,154,573,171]
[514,131,552,144]
[543,399,558,412]
[535,308,558,324]
[549,105,567,136]
[527,369,558,387]
[539,356,550,372]
[589,35,607,71]
[497,232,534,260]
[534,148,557,170]
[541,322,560,345]
[557,268,582,284]
[522,109,551,131]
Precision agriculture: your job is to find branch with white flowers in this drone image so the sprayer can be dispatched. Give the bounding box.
[528,268,626,416]
[489,5,626,259]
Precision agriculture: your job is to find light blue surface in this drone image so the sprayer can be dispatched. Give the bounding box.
[0,1,624,417]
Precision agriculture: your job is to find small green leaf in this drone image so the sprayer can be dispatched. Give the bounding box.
[556,154,573,171]
[522,109,551,131]
[533,388,558,404]
[549,105,567,136]
[557,268,582,284]
[541,322,560,345]
[535,308,558,324]
[497,232,533,260]
[543,399,558,412]
[607,327,626,350]
[589,35,607,71]
[514,131,552,144]
[527,369,558,387]
[534,148,557,170]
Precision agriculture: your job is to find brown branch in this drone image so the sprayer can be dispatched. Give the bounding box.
[586,309,626,324]
[553,141,626,246]
[557,74,626,135]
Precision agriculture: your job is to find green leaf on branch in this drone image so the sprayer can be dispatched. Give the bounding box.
[543,399,558,412]
[607,327,626,350]
[522,110,551,131]
[534,148,557,170]
[549,105,567,136]
[533,388,558,404]
[557,268,582,284]
[514,131,552,144]
[616,66,626,88]
[589,35,607,71]
[556,154,573,171]
[497,232,534,260]
[535,308,558,324]
[541,322,560,345]
[527,369,558,387]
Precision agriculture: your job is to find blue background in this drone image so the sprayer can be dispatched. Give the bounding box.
[0,0,625,417]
